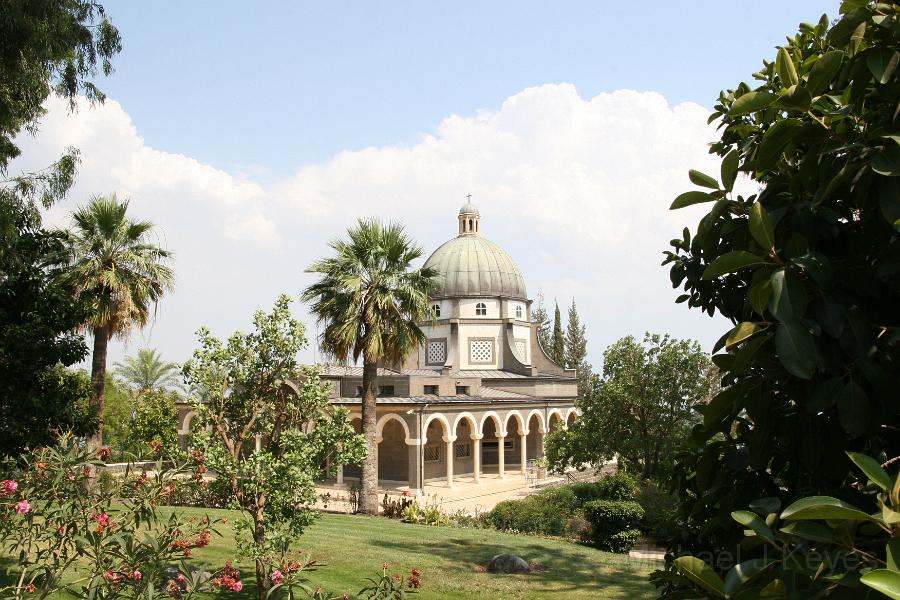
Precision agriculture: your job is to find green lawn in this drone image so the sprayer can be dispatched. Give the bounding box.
[172,507,655,599]
[3,507,657,599]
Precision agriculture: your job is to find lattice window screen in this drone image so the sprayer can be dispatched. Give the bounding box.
[426,340,446,364]
[454,443,471,459]
[424,446,440,462]
[514,340,527,361]
[470,339,493,363]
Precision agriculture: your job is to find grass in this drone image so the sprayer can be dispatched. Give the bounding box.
[173,507,656,599]
[3,507,657,599]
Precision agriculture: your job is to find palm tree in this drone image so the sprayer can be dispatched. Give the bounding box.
[61,194,175,449]
[114,348,181,394]
[302,218,437,514]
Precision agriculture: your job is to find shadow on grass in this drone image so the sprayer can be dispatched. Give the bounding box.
[377,536,653,596]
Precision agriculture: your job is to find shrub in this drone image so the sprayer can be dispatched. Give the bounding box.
[636,479,679,542]
[593,472,638,501]
[583,499,644,553]
[535,485,580,514]
[486,497,567,536]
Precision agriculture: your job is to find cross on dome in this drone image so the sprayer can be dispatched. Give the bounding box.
[458,195,480,235]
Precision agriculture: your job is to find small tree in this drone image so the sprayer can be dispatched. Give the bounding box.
[531,292,552,352]
[114,348,181,395]
[182,294,364,600]
[660,0,900,560]
[550,302,565,365]
[563,299,592,395]
[546,333,712,479]
[130,388,180,453]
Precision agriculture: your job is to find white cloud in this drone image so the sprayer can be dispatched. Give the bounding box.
[13,84,736,369]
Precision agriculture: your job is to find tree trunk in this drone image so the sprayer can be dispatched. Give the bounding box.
[88,327,109,451]
[254,506,268,600]
[359,359,379,514]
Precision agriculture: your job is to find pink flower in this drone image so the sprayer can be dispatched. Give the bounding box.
[176,574,188,584]
[104,570,116,581]
[231,581,242,592]
[132,570,142,582]
[0,480,17,496]
[94,513,111,526]
[14,500,30,515]
[270,570,284,585]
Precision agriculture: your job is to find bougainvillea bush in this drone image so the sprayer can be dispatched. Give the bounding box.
[0,434,233,600]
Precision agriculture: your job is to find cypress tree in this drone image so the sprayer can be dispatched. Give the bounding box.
[564,299,592,395]
[551,302,565,365]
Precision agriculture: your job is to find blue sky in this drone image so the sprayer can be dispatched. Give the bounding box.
[102,1,833,173]
[23,1,841,369]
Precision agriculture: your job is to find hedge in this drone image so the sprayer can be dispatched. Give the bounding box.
[583,499,644,553]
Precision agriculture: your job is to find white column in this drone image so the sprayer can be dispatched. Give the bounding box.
[520,433,528,474]
[472,435,482,483]
[444,436,455,488]
[337,464,344,485]
[254,435,262,452]
[497,433,506,479]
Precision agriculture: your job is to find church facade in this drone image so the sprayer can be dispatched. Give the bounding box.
[178,202,580,495]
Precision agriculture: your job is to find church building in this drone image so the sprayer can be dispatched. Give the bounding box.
[177,202,580,495]
[318,202,580,494]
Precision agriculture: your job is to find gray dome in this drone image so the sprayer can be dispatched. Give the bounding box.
[459,201,480,215]
[423,235,527,300]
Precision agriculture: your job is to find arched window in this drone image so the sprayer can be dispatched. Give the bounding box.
[515,305,523,319]
[475,302,487,316]
[432,304,441,318]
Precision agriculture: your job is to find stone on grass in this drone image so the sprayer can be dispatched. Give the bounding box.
[487,553,530,574]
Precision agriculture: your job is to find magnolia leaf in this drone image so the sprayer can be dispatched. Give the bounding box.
[749,497,781,516]
[867,48,900,84]
[689,169,720,189]
[781,495,883,523]
[806,50,845,95]
[873,142,900,176]
[749,202,776,253]
[721,150,739,193]
[774,321,816,379]
[724,558,774,596]
[777,85,812,112]
[702,251,768,280]
[757,118,803,168]
[760,579,786,596]
[673,556,726,598]
[726,322,766,349]
[780,521,834,543]
[730,91,779,116]
[748,279,772,316]
[768,269,808,322]
[846,451,892,490]
[861,569,900,599]
[732,510,777,544]
[777,47,800,86]
[671,190,717,209]
[888,539,900,572]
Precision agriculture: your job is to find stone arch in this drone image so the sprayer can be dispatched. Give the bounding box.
[479,411,505,437]
[525,409,545,433]
[566,407,579,427]
[376,414,412,443]
[548,409,565,432]
[423,413,452,441]
[504,410,527,436]
[377,418,409,482]
[452,412,479,436]
[180,410,199,434]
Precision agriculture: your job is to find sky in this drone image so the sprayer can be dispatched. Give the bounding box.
[14,0,839,371]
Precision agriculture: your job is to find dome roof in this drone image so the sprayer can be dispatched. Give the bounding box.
[423,235,527,300]
[459,201,480,215]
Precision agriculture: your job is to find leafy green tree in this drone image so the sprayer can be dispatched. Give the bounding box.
[114,348,181,394]
[61,195,175,449]
[550,301,565,365]
[661,1,900,560]
[545,333,712,479]
[130,388,179,452]
[564,299,592,395]
[302,219,438,515]
[101,371,132,457]
[182,294,364,600]
[0,0,121,456]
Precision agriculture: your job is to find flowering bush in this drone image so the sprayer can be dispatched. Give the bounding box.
[0,433,232,600]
